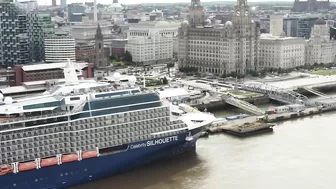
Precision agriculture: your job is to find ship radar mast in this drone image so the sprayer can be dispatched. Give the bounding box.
[64,59,79,86]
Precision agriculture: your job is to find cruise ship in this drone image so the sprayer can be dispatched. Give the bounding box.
[0,61,216,189]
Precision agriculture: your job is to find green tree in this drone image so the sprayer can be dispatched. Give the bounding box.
[167,63,174,76]
[109,55,116,60]
[162,77,168,85]
[260,69,267,77]
[124,51,132,62]
[247,70,259,77]
[178,66,198,73]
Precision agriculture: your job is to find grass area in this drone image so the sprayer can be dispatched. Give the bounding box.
[110,61,125,66]
[222,90,262,98]
[313,70,336,76]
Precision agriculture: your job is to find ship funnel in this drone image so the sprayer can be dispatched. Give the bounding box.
[64,59,79,85]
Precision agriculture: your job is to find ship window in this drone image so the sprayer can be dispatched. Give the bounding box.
[23,101,61,110]
[70,97,80,101]
[95,91,129,98]
[86,93,160,111]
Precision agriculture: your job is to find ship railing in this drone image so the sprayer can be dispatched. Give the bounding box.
[0,112,68,124]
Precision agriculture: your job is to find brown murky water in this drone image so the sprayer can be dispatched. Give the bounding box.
[71,111,336,189]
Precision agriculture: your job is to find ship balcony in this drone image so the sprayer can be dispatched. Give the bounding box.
[0,108,67,125]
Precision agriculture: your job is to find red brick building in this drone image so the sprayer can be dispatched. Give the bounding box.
[110,39,127,57]
[14,62,94,86]
[76,42,111,63]
[75,42,95,62]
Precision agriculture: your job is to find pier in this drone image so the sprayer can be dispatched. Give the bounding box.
[205,106,324,137]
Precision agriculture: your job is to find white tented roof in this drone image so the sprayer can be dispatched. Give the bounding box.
[22,62,89,72]
[157,88,189,99]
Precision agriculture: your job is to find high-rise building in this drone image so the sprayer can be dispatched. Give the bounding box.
[27,13,54,62]
[68,3,85,22]
[292,0,330,12]
[44,33,76,63]
[0,2,31,67]
[270,14,284,36]
[306,18,336,64]
[61,0,67,7]
[261,16,319,39]
[178,0,260,75]
[18,0,37,11]
[126,21,180,65]
[52,0,56,6]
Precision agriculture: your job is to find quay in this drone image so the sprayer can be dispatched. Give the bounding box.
[205,106,324,137]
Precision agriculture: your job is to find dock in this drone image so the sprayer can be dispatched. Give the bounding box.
[205,106,324,137]
[208,122,274,137]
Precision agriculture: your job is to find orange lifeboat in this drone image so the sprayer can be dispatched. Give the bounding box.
[40,157,58,168]
[82,151,98,159]
[0,164,13,176]
[18,161,37,172]
[61,154,78,163]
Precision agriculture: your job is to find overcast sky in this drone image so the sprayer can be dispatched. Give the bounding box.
[37,0,293,5]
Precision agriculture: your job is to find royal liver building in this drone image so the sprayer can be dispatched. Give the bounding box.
[178,0,260,75]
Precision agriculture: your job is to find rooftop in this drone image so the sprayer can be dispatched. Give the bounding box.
[260,33,302,40]
[157,88,189,99]
[21,62,89,72]
[0,86,46,95]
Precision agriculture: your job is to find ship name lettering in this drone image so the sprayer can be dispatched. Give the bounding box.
[130,143,147,149]
[147,136,178,147]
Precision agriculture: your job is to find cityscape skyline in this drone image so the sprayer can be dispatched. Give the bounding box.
[37,0,300,5]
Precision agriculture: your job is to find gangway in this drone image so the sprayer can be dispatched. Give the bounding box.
[238,82,310,105]
[302,87,327,97]
[221,94,264,115]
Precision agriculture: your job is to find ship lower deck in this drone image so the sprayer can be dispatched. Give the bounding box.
[0,131,201,189]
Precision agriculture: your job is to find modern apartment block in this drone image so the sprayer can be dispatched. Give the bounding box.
[68,3,85,22]
[0,2,31,67]
[44,33,76,63]
[27,13,54,62]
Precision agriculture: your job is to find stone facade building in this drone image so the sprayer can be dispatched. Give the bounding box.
[178,0,260,75]
[306,18,336,65]
[259,33,306,69]
[126,21,180,65]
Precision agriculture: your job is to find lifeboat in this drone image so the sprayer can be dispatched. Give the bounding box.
[0,164,13,176]
[18,161,37,172]
[61,154,78,163]
[40,157,58,168]
[82,151,99,159]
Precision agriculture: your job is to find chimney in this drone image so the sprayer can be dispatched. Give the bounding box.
[94,0,98,22]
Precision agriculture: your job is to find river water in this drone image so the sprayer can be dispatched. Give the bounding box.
[71,110,336,189]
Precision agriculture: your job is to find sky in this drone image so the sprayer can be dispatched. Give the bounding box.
[37,0,294,6]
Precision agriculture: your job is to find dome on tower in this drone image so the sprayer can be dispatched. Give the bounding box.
[182,20,189,25]
[315,18,326,25]
[225,21,233,27]
[205,19,212,25]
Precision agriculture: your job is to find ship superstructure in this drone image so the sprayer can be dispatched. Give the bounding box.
[0,60,216,189]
